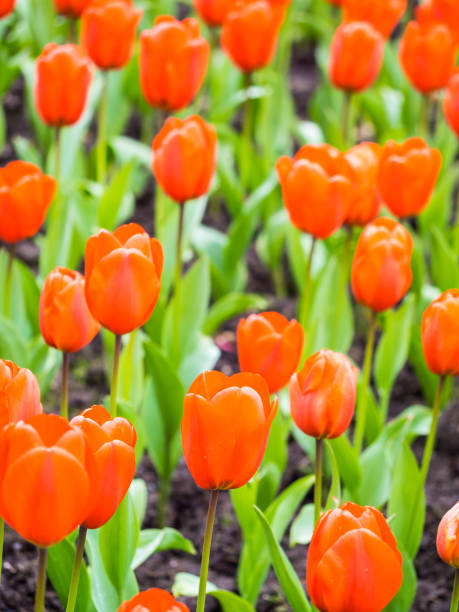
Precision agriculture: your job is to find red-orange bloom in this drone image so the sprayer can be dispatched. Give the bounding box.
[221,0,289,72]
[307,502,403,612]
[140,16,209,111]
[444,70,459,138]
[290,349,358,439]
[237,311,304,393]
[81,0,143,70]
[329,22,385,92]
[152,115,217,204]
[0,360,42,431]
[351,217,413,312]
[276,144,352,238]
[39,267,100,353]
[342,0,407,38]
[84,223,163,335]
[71,404,136,529]
[344,142,382,226]
[182,371,277,490]
[118,589,190,612]
[193,0,232,26]
[53,0,91,17]
[0,161,56,243]
[378,137,442,218]
[35,43,92,127]
[416,0,459,44]
[421,290,459,376]
[0,0,14,17]
[0,414,89,546]
[437,502,459,569]
[399,20,457,94]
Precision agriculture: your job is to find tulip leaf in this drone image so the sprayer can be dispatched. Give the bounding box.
[86,529,119,612]
[131,528,195,570]
[384,544,417,612]
[172,572,256,612]
[129,478,148,527]
[254,506,311,612]
[178,333,220,391]
[328,435,362,494]
[202,292,268,336]
[324,440,341,510]
[97,162,135,231]
[429,227,459,292]
[289,503,315,547]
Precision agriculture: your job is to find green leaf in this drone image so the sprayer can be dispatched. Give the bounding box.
[86,529,119,612]
[130,478,148,527]
[172,572,256,612]
[384,545,417,612]
[203,293,268,336]
[324,440,341,510]
[131,528,195,570]
[430,227,459,291]
[290,504,315,547]
[328,435,362,494]
[97,162,135,231]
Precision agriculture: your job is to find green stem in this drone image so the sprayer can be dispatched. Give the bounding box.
[450,569,459,612]
[110,334,122,418]
[67,17,77,44]
[241,72,254,193]
[330,228,352,349]
[65,526,87,612]
[197,490,219,612]
[34,547,48,612]
[341,91,352,148]
[354,311,377,454]
[314,438,323,525]
[157,474,171,529]
[4,242,14,318]
[171,203,185,365]
[419,375,445,489]
[299,236,316,345]
[61,352,69,420]
[420,94,430,140]
[55,126,61,184]
[0,517,4,584]
[121,329,136,402]
[97,73,109,184]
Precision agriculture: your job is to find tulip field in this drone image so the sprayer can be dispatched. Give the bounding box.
[3,0,459,610]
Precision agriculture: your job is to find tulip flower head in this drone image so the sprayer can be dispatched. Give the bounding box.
[276,144,352,238]
[290,349,358,439]
[193,0,232,27]
[0,0,14,17]
[344,142,382,226]
[237,311,304,393]
[140,16,209,111]
[152,115,217,204]
[421,289,459,376]
[0,360,42,431]
[342,0,407,38]
[53,0,91,17]
[416,0,459,44]
[444,69,459,138]
[40,267,100,353]
[437,502,459,569]
[84,223,163,335]
[329,21,385,92]
[307,502,403,612]
[181,371,277,490]
[118,588,190,612]
[351,217,413,312]
[81,0,143,70]
[378,137,442,219]
[0,161,56,243]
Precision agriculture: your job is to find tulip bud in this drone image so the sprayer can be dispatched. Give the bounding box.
[118,588,190,612]
[0,360,42,431]
[343,142,382,226]
[53,0,91,17]
[421,289,459,376]
[437,502,459,568]
[193,0,232,26]
[342,0,407,38]
[0,0,14,17]
[237,311,304,393]
[444,70,459,138]
[416,0,459,44]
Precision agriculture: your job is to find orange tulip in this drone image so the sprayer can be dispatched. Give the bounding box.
[118,589,190,612]
[351,217,413,312]
[0,414,89,546]
[378,137,442,218]
[344,142,382,226]
[329,22,385,92]
[152,115,217,204]
[0,161,56,243]
[193,0,232,26]
[444,70,459,138]
[416,0,459,44]
[81,0,143,70]
[71,405,136,529]
[237,311,304,393]
[276,144,352,238]
[437,502,459,568]
[290,349,358,439]
[342,0,407,38]
[307,502,403,612]
[35,43,92,127]
[0,360,42,431]
[139,16,209,111]
[84,223,163,335]
[221,0,289,72]
[0,0,14,17]
[399,20,457,94]
[181,371,277,490]
[421,289,459,376]
[53,0,91,17]
[39,267,100,353]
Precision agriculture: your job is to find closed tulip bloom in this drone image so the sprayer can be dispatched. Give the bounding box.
[0,0,14,17]
[118,589,190,612]
[416,0,459,44]
[139,16,209,111]
[290,349,358,439]
[342,0,407,38]
[351,217,413,312]
[399,20,457,94]
[276,144,352,238]
[182,371,277,490]
[85,224,163,335]
[421,290,459,376]
[35,43,92,127]
[152,115,217,204]
[39,267,100,353]
[307,502,403,612]
[193,0,232,26]
[81,0,143,70]
[53,0,91,17]
[71,404,136,528]
[378,137,442,218]
[237,312,304,393]
[221,0,288,72]
[437,502,459,568]
[0,161,56,244]
[444,70,459,138]
[329,22,385,92]
[0,414,89,546]
[344,142,382,226]
[0,360,42,431]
